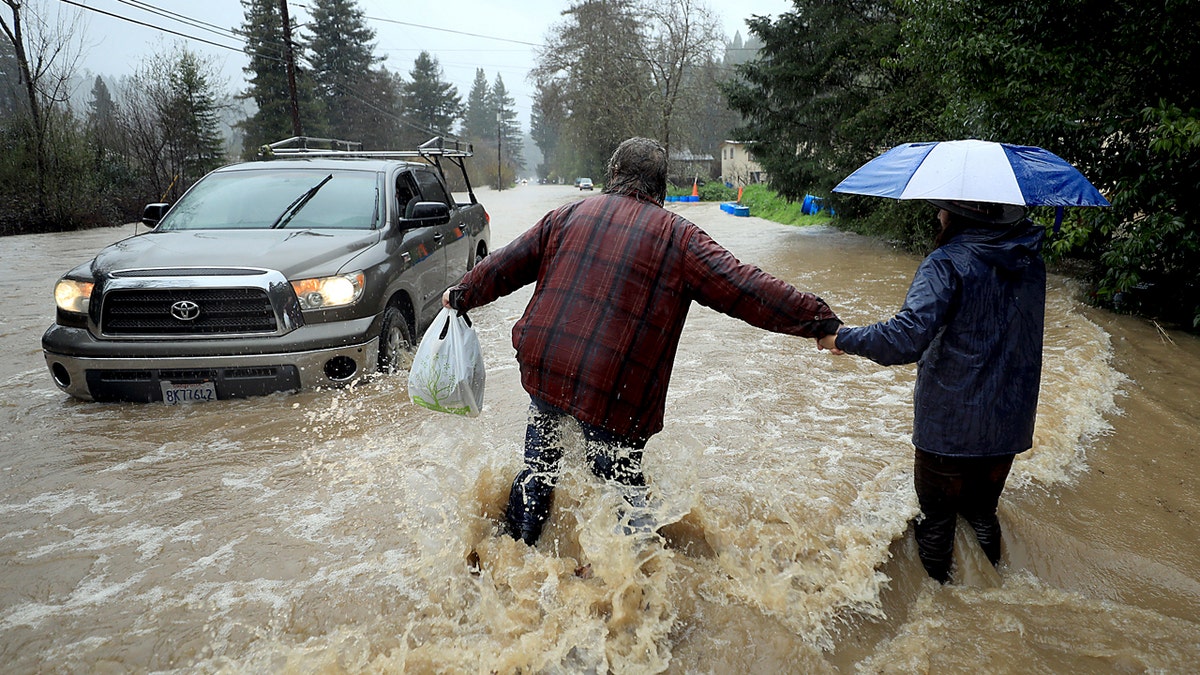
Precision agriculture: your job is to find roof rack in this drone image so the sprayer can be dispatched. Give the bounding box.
[259,136,473,160]
[259,136,480,206]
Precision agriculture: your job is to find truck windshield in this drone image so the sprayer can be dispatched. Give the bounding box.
[157,168,379,231]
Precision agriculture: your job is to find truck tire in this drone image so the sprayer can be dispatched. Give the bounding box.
[378,306,414,374]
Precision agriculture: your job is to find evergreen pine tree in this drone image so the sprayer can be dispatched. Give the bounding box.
[400,51,462,148]
[461,68,495,145]
[0,38,19,117]
[164,50,226,183]
[237,0,323,156]
[531,78,567,180]
[87,75,120,150]
[491,74,524,174]
[306,0,384,145]
[533,0,651,177]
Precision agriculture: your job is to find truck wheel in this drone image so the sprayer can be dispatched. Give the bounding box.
[469,241,488,270]
[378,306,414,374]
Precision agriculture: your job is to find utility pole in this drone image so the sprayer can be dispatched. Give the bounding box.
[279,0,303,137]
[496,109,503,191]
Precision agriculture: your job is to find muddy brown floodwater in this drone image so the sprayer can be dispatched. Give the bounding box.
[1,184,1197,673]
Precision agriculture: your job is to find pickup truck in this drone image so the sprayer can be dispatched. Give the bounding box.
[42,137,490,403]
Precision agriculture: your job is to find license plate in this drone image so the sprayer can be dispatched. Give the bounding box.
[161,381,217,404]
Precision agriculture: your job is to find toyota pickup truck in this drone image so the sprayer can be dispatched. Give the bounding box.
[42,137,490,403]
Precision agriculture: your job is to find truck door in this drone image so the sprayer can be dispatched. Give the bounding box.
[413,168,471,287]
[395,170,446,327]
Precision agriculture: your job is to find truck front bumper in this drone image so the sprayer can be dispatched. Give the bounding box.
[42,318,382,402]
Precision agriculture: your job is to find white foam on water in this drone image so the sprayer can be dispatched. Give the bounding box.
[1010,285,1124,491]
[2,564,147,630]
[22,518,204,564]
[0,488,128,517]
[857,570,1200,672]
[99,438,248,474]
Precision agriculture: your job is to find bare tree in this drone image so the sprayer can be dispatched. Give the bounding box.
[535,0,654,177]
[0,0,84,215]
[637,0,724,160]
[533,0,725,179]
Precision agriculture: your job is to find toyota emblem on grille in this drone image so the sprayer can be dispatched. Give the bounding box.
[170,300,201,321]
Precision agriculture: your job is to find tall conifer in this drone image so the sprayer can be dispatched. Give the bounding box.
[306,0,385,145]
[400,51,462,148]
[237,0,322,156]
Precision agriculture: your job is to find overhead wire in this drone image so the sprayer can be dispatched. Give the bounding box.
[58,0,248,55]
[289,2,544,48]
[358,14,542,48]
[58,0,299,67]
[112,0,245,45]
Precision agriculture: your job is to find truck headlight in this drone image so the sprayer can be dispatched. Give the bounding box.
[291,272,365,310]
[54,278,94,314]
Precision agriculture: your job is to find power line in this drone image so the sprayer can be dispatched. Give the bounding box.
[113,0,242,44]
[111,0,296,58]
[58,0,246,55]
[291,2,543,48]
[363,14,543,48]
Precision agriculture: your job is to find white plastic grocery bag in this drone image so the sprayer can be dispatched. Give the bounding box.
[408,307,485,417]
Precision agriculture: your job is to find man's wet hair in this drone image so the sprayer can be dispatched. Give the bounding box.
[604,137,668,204]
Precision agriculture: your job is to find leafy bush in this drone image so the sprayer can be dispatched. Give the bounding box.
[739,184,832,226]
[698,182,736,202]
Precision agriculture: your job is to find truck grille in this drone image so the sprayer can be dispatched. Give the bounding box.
[84,365,300,401]
[102,288,277,335]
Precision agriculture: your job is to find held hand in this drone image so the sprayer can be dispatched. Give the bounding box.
[817,332,844,355]
[441,288,452,309]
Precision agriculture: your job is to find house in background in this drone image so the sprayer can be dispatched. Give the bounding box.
[719,140,767,187]
[669,148,716,185]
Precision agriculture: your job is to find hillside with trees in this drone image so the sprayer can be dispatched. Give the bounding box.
[0,0,482,233]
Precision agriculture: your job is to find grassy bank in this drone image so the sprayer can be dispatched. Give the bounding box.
[668,182,833,226]
[735,184,832,226]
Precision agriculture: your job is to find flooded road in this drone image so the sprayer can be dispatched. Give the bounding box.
[1,185,1197,673]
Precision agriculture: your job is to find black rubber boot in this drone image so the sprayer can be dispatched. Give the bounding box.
[964,513,1004,567]
[914,513,955,584]
[503,470,554,546]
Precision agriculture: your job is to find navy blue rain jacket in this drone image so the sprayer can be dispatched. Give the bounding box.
[836,221,1046,457]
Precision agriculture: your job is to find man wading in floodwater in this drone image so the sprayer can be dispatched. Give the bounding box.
[443,137,842,546]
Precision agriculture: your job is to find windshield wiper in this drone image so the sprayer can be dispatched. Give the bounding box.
[269,174,333,229]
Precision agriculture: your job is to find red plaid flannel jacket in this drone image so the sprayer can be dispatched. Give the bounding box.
[453,192,840,442]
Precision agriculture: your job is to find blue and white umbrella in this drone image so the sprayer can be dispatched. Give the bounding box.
[832,139,1110,208]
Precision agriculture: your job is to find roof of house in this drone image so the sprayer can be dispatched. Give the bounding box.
[669,149,714,161]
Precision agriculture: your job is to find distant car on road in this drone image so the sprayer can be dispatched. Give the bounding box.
[42,137,490,403]
[578,178,594,190]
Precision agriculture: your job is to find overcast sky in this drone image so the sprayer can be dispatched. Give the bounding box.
[63,0,791,130]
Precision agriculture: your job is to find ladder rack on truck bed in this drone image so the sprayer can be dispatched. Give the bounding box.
[260,136,479,204]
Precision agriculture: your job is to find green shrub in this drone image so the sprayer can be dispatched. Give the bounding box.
[699,182,736,202]
[739,184,832,226]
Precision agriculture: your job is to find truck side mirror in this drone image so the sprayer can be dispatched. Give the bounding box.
[401,201,450,226]
[141,203,170,228]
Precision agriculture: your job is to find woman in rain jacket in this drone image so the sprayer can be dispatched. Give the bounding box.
[819,200,1045,583]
